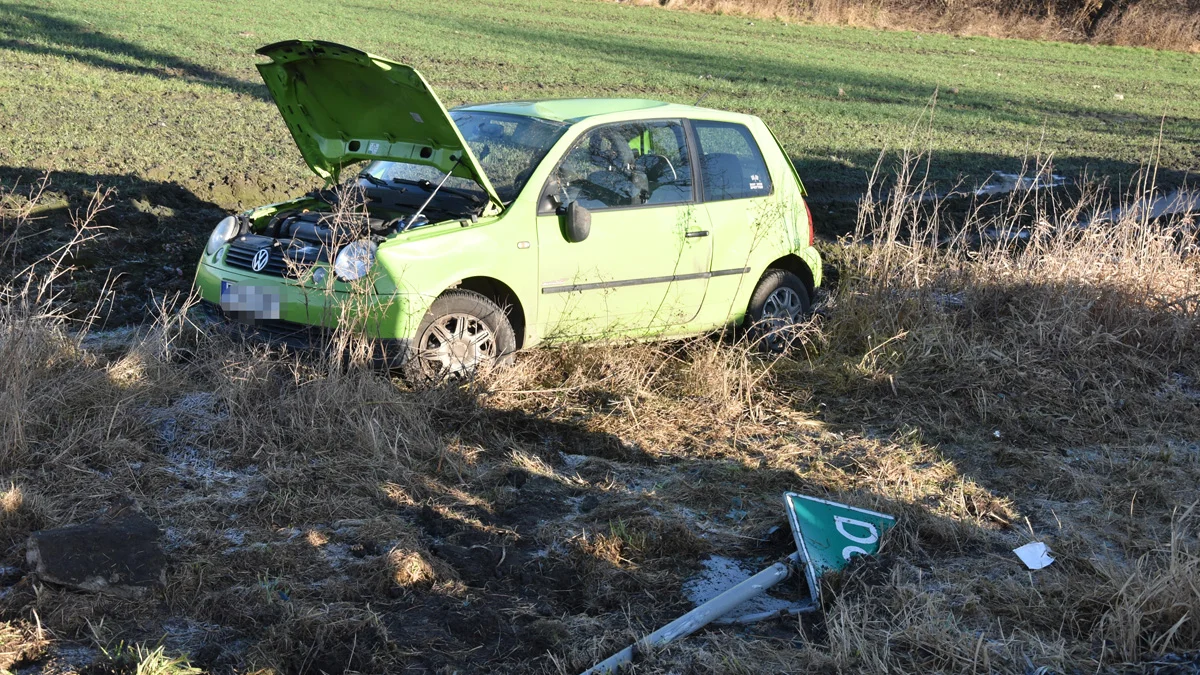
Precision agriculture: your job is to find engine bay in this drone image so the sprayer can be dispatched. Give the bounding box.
[225,177,485,279]
[244,207,403,269]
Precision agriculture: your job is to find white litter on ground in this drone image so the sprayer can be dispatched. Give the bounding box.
[1013,541,1055,569]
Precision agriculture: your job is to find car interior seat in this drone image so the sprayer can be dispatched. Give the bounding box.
[635,154,676,184]
[636,154,691,204]
[586,129,649,205]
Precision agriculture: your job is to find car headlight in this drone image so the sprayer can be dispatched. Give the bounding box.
[206,216,240,256]
[333,240,377,281]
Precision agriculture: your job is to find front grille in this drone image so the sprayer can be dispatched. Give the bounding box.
[224,239,294,277]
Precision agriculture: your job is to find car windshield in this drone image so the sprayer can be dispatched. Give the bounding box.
[360,111,568,205]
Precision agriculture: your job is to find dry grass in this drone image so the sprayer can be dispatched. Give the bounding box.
[610,0,1200,51]
[0,160,1198,673]
[794,146,1200,670]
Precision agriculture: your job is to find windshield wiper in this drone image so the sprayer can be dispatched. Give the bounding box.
[434,185,485,207]
[357,172,392,188]
[398,156,489,231]
[392,177,483,207]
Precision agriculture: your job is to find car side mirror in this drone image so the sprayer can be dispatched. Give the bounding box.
[562,201,591,243]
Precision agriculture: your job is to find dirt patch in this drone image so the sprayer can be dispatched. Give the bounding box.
[0,167,310,326]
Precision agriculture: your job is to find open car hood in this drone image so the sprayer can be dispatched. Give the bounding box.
[255,40,502,211]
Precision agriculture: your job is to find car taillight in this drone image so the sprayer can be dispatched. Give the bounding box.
[805,203,814,246]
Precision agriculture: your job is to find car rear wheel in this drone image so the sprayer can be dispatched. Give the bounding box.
[744,269,811,354]
[405,290,516,382]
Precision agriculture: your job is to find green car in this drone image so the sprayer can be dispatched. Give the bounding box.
[194,40,822,378]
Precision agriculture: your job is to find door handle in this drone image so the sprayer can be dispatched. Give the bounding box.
[685,230,710,238]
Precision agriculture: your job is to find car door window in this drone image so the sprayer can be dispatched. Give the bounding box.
[693,121,772,202]
[542,120,693,213]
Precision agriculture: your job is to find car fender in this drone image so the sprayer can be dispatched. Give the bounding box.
[795,245,823,289]
[374,225,536,341]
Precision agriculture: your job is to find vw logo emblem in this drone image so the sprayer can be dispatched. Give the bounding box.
[251,248,270,272]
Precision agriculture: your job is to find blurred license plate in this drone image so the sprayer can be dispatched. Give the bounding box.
[220,280,280,321]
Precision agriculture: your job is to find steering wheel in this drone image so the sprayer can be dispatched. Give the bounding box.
[659,156,678,181]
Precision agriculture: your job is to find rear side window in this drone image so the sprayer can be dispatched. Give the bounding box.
[692,121,772,202]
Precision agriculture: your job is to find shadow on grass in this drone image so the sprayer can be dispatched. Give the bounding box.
[436,11,1200,133]
[421,10,1197,210]
[796,147,1194,237]
[0,165,229,326]
[0,2,267,100]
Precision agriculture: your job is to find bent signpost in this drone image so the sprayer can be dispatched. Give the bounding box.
[580,493,895,674]
[784,492,896,603]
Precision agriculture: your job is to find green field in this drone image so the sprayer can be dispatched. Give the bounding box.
[3,0,1198,205]
[3,0,1197,322]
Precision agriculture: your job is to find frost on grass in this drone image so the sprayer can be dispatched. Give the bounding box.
[149,391,227,446]
[20,643,100,675]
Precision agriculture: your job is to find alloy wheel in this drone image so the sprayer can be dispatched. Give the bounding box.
[415,313,497,378]
[758,286,804,352]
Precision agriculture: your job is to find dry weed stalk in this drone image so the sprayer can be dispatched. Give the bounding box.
[808,145,1199,669]
[0,181,113,469]
[1098,503,1200,662]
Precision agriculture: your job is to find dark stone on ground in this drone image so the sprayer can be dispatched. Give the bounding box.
[26,509,166,596]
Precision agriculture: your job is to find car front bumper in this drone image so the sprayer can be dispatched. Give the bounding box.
[194,299,413,366]
[193,258,413,339]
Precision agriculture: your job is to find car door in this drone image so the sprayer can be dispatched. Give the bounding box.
[689,119,778,322]
[534,119,711,340]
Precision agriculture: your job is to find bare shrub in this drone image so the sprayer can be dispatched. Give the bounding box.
[0,182,113,470]
[611,0,1200,50]
[815,146,1200,446]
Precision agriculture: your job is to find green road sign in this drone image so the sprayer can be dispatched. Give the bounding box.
[784,492,895,603]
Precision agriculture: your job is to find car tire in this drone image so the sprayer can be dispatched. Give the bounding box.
[404,290,517,383]
[744,269,811,354]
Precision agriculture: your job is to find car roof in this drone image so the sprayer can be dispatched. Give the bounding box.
[452,98,752,124]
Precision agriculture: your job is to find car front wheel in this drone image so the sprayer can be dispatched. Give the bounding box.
[405,290,516,382]
[744,269,811,353]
